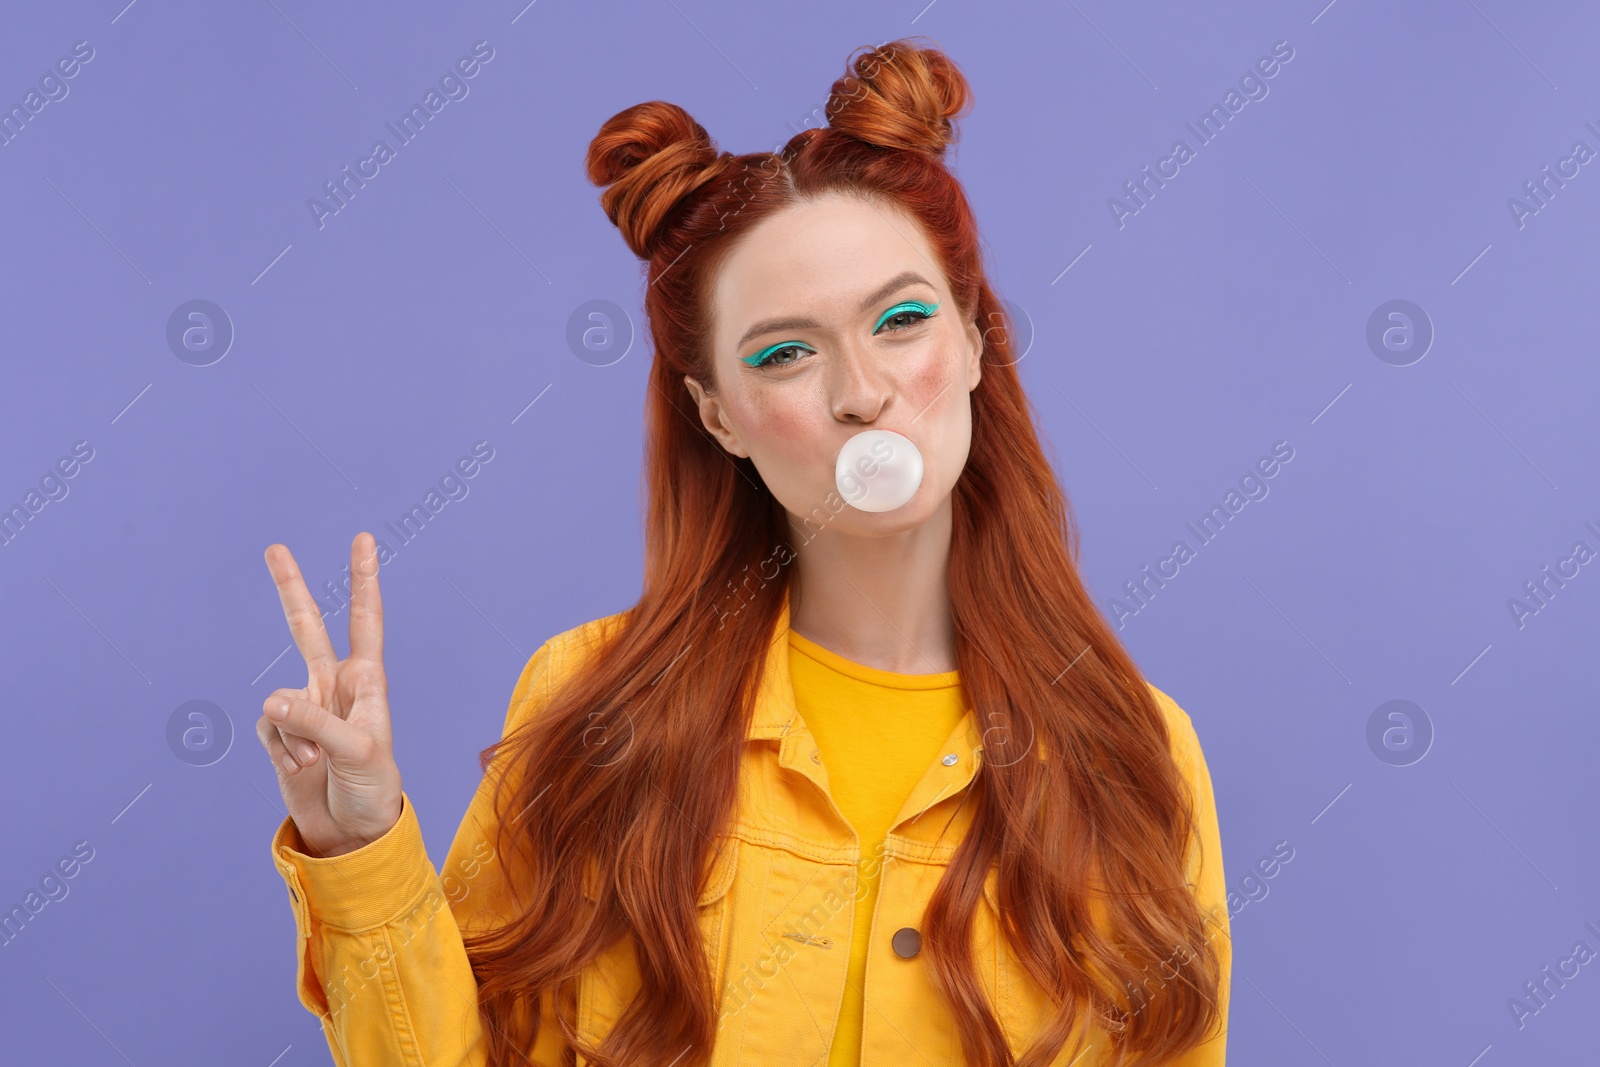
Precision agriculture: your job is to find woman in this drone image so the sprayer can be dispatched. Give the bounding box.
[258,38,1229,1067]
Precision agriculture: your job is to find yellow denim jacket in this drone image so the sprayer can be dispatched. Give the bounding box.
[270,593,1229,1065]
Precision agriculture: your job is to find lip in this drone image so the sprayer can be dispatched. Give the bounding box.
[837,425,914,445]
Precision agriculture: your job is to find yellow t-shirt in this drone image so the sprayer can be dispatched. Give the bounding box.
[786,628,968,1067]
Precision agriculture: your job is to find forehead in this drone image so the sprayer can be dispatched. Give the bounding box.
[709,193,941,337]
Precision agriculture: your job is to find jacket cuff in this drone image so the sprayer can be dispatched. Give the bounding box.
[270,792,437,932]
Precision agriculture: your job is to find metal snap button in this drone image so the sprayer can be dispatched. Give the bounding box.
[891,927,922,959]
[941,753,958,766]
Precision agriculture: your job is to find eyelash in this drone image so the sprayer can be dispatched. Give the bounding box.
[743,301,941,370]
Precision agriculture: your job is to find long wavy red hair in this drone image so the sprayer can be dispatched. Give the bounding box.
[466,37,1223,1067]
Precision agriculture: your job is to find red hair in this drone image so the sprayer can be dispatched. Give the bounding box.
[467,37,1223,1067]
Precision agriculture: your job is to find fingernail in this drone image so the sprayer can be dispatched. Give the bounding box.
[295,742,316,764]
[280,753,299,773]
[267,701,288,720]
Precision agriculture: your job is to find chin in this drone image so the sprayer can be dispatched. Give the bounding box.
[839,484,948,532]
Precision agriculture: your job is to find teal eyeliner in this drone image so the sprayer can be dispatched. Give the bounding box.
[742,339,816,368]
[741,299,940,369]
[872,300,939,333]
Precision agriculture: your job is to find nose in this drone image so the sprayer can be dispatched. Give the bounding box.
[828,337,893,424]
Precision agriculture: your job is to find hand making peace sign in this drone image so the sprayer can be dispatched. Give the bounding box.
[257,532,404,858]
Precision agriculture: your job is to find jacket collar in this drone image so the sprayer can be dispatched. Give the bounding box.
[748,584,984,749]
[746,586,802,741]
[747,586,988,851]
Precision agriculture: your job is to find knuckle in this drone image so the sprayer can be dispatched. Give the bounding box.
[350,734,380,764]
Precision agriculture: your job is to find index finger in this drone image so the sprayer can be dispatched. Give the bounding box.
[347,531,383,664]
[264,542,339,683]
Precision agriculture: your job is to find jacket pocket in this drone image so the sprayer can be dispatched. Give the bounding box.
[574,837,740,1058]
[981,868,1058,1063]
[978,868,1014,1042]
[983,871,1111,1066]
[697,837,739,1001]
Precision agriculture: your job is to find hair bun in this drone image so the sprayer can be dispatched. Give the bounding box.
[586,101,732,259]
[824,39,972,157]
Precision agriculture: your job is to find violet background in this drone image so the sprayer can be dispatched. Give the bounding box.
[2,0,1597,1063]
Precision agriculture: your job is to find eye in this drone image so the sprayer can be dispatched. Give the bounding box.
[873,300,940,335]
[742,341,816,370]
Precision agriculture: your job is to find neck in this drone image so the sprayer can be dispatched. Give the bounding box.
[783,493,958,674]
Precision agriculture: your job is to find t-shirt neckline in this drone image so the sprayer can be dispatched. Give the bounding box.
[787,628,962,691]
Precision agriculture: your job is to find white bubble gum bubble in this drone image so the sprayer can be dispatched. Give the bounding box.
[835,429,924,513]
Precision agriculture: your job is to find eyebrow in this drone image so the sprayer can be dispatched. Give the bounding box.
[734,271,936,351]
